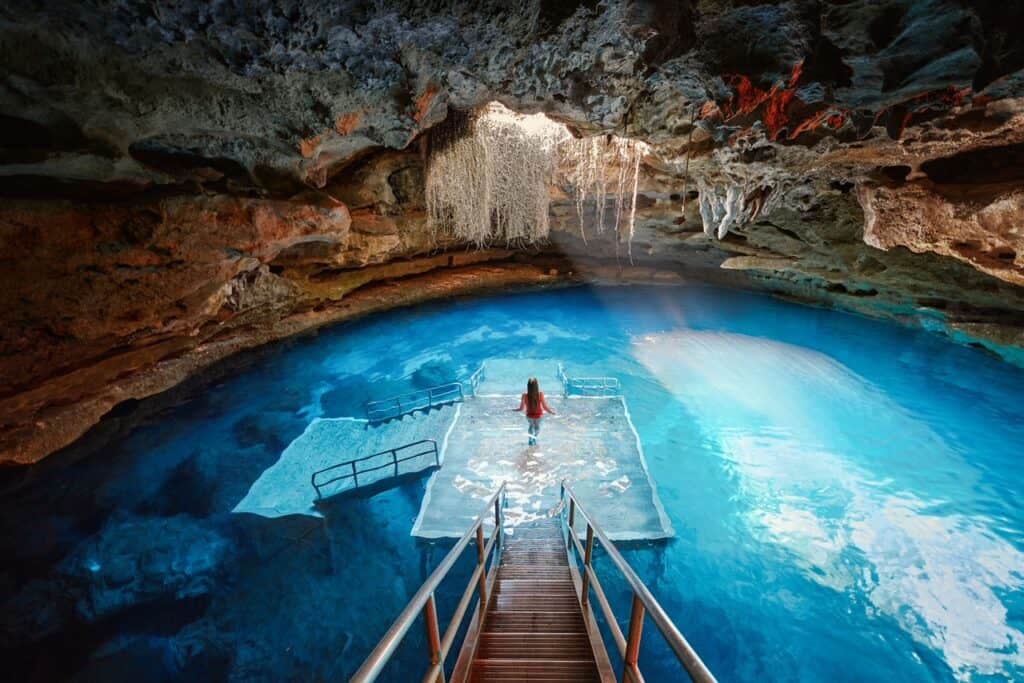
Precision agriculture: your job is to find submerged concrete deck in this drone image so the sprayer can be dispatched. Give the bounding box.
[234,359,672,540]
[234,405,458,518]
[413,362,672,540]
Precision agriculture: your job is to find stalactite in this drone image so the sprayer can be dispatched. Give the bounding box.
[425,102,567,247]
[627,145,642,263]
[681,106,697,214]
[426,102,649,252]
[561,134,649,252]
[696,178,779,239]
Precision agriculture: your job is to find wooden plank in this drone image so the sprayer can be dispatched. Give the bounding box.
[457,518,613,683]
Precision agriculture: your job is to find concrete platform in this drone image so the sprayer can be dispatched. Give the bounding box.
[474,358,564,397]
[234,405,459,518]
[412,392,673,540]
[234,358,671,540]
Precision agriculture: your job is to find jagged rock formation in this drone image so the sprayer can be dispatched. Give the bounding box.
[2,0,1024,463]
[0,514,235,645]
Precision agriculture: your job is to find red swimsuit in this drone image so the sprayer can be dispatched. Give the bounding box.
[523,392,545,419]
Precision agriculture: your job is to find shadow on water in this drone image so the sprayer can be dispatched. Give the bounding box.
[313,466,441,511]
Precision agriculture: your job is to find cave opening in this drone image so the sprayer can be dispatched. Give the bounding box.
[423,101,649,255]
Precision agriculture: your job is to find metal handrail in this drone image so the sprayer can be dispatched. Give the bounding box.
[559,483,716,683]
[567,376,621,395]
[364,382,465,422]
[311,439,439,500]
[350,483,507,683]
[465,362,486,396]
[557,363,621,397]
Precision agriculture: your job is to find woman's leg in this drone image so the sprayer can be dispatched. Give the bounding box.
[528,418,539,445]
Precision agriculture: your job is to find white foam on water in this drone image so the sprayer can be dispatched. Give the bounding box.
[633,330,1024,679]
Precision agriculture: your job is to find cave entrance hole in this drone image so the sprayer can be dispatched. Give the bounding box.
[424,101,650,258]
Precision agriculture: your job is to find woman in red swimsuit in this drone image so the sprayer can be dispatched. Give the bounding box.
[516,377,556,445]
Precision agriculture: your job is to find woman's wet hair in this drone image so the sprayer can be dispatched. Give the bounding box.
[526,377,540,414]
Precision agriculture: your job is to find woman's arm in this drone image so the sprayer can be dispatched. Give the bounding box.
[541,393,557,415]
[514,393,526,412]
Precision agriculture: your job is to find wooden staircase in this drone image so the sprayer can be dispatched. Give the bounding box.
[460,518,614,682]
[350,483,715,683]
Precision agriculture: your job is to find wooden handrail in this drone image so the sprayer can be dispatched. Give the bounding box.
[350,484,506,683]
[560,482,717,683]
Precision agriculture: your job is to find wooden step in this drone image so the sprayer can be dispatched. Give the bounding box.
[471,659,602,682]
[483,610,587,633]
[507,527,563,538]
[503,542,565,552]
[476,633,594,660]
[497,566,572,580]
[500,551,569,565]
[461,518,610,682]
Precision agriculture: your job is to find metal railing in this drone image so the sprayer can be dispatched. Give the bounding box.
[567,376,622,396]
[559,483,716,683]
[465,362,486,396]
[351,484,506,683]
[364,382,465,422]
[311,440,439,500]
[558,364,622,397]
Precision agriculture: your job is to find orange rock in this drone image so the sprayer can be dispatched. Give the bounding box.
[335,112,361,135]
[414,84,440,123]
[299,134,322,158]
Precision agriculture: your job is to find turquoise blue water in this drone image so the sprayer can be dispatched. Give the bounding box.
[2,285,1023,681]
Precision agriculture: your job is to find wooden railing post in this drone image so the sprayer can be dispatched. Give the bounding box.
[393,450,399,477]
[351,461,359,489]
[475,523,488,612]
[581,524,595,607]
[423,593,446,683]
[569,497,576,531]
[623,592,645,682]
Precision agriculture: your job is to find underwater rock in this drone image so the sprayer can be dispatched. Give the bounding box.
[231,411,301,453]
[411,359,459,389]
[0,578,71,646]
[319,375,390,418]
[58,515,235,624]
[73,634,187,683]
[0,515,235,650]
[137,443,285,517]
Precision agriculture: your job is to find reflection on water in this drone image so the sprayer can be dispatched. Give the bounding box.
[1,286,1023,682]
[634,330,1024,680]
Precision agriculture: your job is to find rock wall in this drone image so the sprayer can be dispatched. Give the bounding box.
[2,0,1024,464]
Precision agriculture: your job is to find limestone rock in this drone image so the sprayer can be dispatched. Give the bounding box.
[1,0,1024,463]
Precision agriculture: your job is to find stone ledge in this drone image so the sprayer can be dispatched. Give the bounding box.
[0,257,565,466]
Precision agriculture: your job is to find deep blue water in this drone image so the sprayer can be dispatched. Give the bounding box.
[2,285,1023,682]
